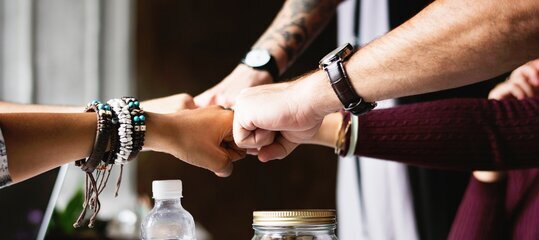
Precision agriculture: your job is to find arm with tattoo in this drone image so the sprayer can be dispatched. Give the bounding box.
[253,0,341,71]
[194,0,341,107]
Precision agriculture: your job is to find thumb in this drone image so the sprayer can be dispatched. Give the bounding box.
[257,135,298,162]
[222,140,247,162]
[194,91,216,107]
[233,113,275,148]
[214,162,234,177]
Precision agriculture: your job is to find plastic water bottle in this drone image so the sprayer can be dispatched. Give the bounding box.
[141,180,196,240]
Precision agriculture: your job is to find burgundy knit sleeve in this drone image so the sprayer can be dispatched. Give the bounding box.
[355,97,539,170]
[448,177,507,240]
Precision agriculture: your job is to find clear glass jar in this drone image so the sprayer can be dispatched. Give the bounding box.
[252,210,338,240]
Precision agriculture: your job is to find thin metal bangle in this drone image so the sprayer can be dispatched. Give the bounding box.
[345,115,358,157]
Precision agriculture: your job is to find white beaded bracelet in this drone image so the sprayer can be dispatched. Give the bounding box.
[108,98,133,164]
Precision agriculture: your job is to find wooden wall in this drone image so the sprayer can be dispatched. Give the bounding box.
[135,0,339,239]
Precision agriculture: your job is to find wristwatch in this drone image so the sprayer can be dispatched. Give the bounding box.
[319,43,376,115]
[241,49,280,81]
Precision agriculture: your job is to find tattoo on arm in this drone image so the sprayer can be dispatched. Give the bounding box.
[253,0,338,69]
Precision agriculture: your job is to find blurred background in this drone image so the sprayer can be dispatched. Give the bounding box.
[0,0,338,239]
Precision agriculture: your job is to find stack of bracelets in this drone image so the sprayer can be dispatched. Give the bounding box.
[73,97,146,228]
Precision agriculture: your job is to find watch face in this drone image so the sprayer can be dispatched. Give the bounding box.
[319,43,354,68]
[244,49,271,67]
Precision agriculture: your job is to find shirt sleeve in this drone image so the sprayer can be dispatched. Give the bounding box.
[354,97,539,170]
[448,176,507,239]
[0,127,12,188]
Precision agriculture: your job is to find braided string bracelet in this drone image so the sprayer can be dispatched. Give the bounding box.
[74,101,114,228]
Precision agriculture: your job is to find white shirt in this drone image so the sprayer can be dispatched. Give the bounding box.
[336,0,419,239]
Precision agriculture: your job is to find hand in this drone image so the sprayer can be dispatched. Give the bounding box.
[146,106,245,177]
[488,59,539,100]
[194,64,273,108]
[233,71,340,161]
[472,171,506,183]
[142,93,196,114]
[473,59,539,183]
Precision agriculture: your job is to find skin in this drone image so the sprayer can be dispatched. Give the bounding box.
[233,0,539,161]
[0,105,244,186]
[144,107,245,177]
[488,59,539,100]
[0,93,196,114]
[474,59,539,183]
[306,59,539,182]
[194,0,341,107]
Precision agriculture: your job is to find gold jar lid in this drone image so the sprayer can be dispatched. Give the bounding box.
[253,209,336,226]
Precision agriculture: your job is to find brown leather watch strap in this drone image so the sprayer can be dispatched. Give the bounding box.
[325,61,376,115]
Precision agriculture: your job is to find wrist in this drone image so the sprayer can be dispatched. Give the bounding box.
[268,48,288,73]
[250,44,288,72]
[241,48,281,82]
[144,112,174,153]
[235,64,274,85]
[295,70,342,117]
[319,44,377,115]
[305,112,342,147]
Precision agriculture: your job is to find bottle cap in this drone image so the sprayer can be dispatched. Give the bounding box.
[152,180,183,199]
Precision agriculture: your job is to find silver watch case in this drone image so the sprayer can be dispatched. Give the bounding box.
[319,43,354,69]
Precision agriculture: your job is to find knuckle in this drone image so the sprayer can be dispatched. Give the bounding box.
[178,93,192,100]
[214,159,231,173]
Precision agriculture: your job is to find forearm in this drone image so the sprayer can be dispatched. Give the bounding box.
[309,97,539,169]
[0,101,80,113]
[0,112,167,184]
[0,113,96,183]
[304,112,341,147]
[252,0,340,71]
[301,0,539,115]
[353,97,539,170]
[345,0,539,102]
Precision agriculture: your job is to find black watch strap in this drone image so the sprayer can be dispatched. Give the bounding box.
[325,61,376,115]
[241,54,280,82]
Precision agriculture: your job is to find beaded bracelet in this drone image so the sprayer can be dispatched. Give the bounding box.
[103,113,120,165]
[107,97,146,163]
[121,97,146,161]
[107,98,134,164]
[74,98,146,229]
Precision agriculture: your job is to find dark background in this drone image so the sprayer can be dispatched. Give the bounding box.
[135,0,338,239]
